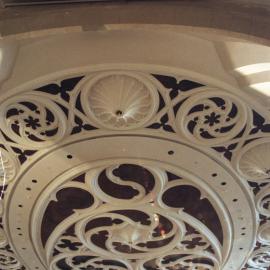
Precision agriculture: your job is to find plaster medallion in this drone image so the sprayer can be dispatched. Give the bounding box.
[238,142,270,181]
[81,72,159,130]
[176,90,247,145]
[0,95,67,148]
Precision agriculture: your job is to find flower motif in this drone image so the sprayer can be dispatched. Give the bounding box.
[57,239,82,251]
[250,111,270,134]
[85,73,158,130]
[11,147,36,164]
[148,114,174,132]
[213,143,238,160]
[71,116,97,135]
[23,116,41,130]
[181,236,207,249]
[152,74,204,99]
[2,97,68,147]
[204,112,221,126]
[36,76,84,102]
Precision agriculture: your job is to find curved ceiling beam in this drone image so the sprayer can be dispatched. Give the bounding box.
[0,0,270,43]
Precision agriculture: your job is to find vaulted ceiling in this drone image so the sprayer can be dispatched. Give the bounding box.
[0,1,270,270]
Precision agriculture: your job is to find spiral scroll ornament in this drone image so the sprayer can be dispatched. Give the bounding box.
[0,95,67,148]
[176,90,247,145]
[1,71,270,270]
[35,163,222,270]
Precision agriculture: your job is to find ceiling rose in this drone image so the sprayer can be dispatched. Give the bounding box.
[238,141,270,181]
[0,70,269,270]
[82,72,159,130]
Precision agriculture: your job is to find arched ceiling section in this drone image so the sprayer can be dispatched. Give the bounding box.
[0,2,270,270]
[0,0,270,43]
[1,26,270,110]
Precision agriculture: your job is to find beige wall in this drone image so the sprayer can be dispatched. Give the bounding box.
[0,0,270,44]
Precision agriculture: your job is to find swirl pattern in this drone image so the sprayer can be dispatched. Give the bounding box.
[142,253,218,270]
[176,90,247,145]
[247,247,270,270]
[1,71,270,270]
[0,95,67,148]
[0,251,21,270]
[36,163,222,270]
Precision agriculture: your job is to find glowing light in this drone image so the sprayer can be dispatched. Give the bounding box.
[250,82,270,97]
[235,63,270,75]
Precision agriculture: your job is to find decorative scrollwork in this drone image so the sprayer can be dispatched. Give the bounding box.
[75,210,184,259]
[176,90,247,145]
[52,213,218,269]
[256,185,270,217]
[247,247,270,270]
[51,253,132,270]
[0,229,22,269]
[141,252,218,270]
[258,222,270,245]
[0,95,67,148]
[37,163,222,270]
[81,72,159,130]
[0,250,21,270]
[86,164,164,205]
[0,149,18,185]
[1,70,270,270]
[238,142,270,181]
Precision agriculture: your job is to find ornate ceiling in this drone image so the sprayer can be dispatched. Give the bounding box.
[0,69,269,270]
[0,21,270,270]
